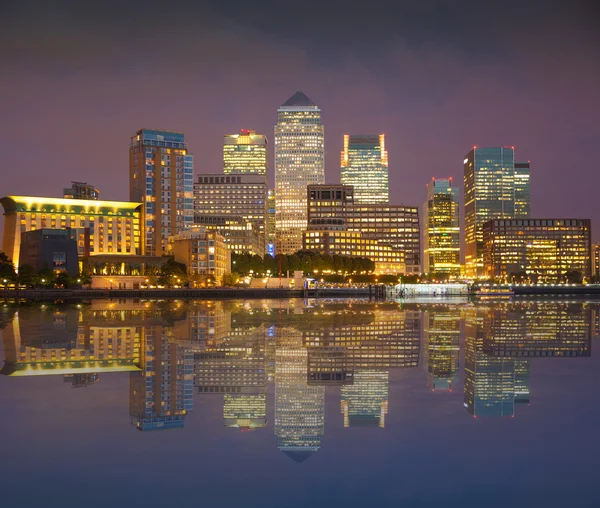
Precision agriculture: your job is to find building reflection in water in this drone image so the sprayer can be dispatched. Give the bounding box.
[341,370,388,427]
[0,299,597,435]
[274,301,325,461]
[423,308,461,391]
[464,302,591,417]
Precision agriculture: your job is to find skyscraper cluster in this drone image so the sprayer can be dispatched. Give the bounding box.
[0,90,593,283]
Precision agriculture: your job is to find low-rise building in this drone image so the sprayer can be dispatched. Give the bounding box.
[483,218,591,282]
[304,230,404,274]
[18,228,79,276]
[171,228,230,286]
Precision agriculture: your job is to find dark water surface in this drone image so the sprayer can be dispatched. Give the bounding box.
[1,298,598,508]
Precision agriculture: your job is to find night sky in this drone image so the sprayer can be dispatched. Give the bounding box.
[1,0,599,240]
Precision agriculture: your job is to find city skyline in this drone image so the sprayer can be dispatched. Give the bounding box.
[2,1,599,242]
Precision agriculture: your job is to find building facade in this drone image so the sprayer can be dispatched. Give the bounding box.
[482,218,591,282]
[171,229,230,286]
[0,196,144,266]
[193,215,264,257]
[274,91,325,254]
[514,162,531,218]
[464,147,519,278]
[193,173,267,253]
[340,134,389,204]
[592,243,600,280]
[267,189,276,256]
[129,129,194,256]
[223,129,267,175]
[63,181,100,200]
[304,230,404,274]
[306,185,420,273]
[423,178,460,275]
[18,229,79,276]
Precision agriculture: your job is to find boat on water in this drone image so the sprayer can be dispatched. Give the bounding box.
[475,287,514,297]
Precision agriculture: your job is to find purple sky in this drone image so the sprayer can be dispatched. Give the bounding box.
[1,0,599,242]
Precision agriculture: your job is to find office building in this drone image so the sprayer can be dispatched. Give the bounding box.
[481,303,591,358]
[0,196,144,266]
[274,91,325,254]
[63,181,99,200]
[463,308,515,417]
[171,228,230,287]
[423,178,460,275]
[129,129,194,256]
[464,147,517,278]
[340,370,389,428]
[267,189,276,256]
[223,129,267,175]
[514,162,531,218]
[340,134,389,204]
[275,326,324,462]
[304,230,404,273]
[423,310,461,391]
[194,215,264,256]
[18,229,79,276]
[194,173,267,254]
[482,219,591,282]
[223,394,267,429]
[130,325,194,431]
[306,185,421,273]
[592,243,600,280]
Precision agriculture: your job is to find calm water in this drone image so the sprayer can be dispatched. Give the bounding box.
[1,298,599,508]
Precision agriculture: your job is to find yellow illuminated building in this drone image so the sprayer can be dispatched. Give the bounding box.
[423,178,460,276]
[223,129,267,175]
[482,218,591,282]
[0,195,144,266]
[340,134,389,204]
[275,91,325,254]
[171,228,230,286]
[340,370,389,428]
[0,307,142,377]
[304,230,404,274]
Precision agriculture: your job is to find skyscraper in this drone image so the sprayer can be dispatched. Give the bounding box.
[340,134,389,204]
[514,162,531,218]
[423,178,460,275]
[274,91,325,254]
[129,129,194,256]
[223,129,267,175]
[464,146,516,278]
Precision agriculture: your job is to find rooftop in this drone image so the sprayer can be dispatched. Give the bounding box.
[280,90,317,108]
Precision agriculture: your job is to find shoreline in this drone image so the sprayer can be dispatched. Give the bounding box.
[0,286,382,301]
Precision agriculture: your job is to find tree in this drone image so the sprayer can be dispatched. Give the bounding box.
[0,253,16,285]
[17,264,38,287]
[55,271,71,288]
[222,272,240,287]
[565,270,583,284]
[157,258,188,287]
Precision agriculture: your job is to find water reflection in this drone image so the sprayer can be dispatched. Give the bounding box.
[0,299,595,446]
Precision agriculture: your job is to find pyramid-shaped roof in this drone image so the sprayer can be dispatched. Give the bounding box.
[281,90,316,107]
[282,450,315,463]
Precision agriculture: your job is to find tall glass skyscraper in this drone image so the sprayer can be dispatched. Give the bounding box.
[464,146,516,278]
[130,129,194,256]
[340,134,389,204]
[223,129,267,175]
[514,162,531,218]
[274,91,325,254]
[423,178,460,275]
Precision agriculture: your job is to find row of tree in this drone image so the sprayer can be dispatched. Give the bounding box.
[231,251,376,277]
